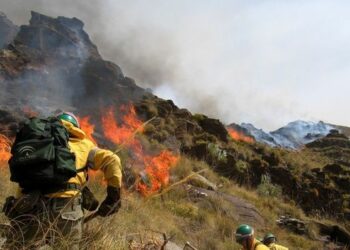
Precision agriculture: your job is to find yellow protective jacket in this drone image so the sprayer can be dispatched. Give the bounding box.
[17,120,122,198]
[266,243,289,250]
[242,239,270,250]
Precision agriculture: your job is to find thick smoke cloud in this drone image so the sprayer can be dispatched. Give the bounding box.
[0,7,91,115]
[2,0,350,130]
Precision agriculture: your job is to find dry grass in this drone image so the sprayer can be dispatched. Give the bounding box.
[280,148,331,174]
[0,159,332,250]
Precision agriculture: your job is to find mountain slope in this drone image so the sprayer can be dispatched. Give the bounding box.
[237,121,335,149]
[0,11,349,249]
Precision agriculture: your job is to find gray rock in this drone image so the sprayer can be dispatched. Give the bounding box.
[0,12,18,48]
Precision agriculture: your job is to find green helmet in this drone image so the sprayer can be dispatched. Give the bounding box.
[264,233,275,240]
[235,224,254,243]
[57,112,80,128]
[263,233,276,243]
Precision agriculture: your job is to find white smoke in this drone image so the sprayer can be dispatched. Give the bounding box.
[2,0,350,130]
[0,11,91,115]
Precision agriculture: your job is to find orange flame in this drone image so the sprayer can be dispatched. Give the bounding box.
[101,104,179,195]
[78,116,97,144]
[137,150,179,196]
[0,134,12,163]
[102,105,143,145]
[102,105,143,157]
[227,128,254,143]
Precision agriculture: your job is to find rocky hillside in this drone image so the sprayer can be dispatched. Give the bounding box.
[134,95,350,229]
[0,11,145,123]
[0,11,350,249]
[332,124,350,138]
[0,12,18,49]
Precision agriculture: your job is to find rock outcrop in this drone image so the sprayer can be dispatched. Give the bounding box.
[0,11,146,125]
[0,12,18,48]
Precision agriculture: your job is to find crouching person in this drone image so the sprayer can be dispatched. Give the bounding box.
[2,112,122,249]
[263,233,289,250]
[235,224,269,250]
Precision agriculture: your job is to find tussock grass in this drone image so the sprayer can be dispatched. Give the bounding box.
[0,159,327,249]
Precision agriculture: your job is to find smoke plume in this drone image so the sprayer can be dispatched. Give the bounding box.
[2,0,350,130]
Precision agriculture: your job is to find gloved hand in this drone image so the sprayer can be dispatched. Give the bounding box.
[97,186,121,217]
[82,186,99,211]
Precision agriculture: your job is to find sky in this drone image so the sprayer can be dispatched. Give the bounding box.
[2,0,350,131]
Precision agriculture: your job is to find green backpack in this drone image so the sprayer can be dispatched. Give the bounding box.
[9,117,77,192]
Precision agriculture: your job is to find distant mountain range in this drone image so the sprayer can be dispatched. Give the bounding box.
[229,121,344,149]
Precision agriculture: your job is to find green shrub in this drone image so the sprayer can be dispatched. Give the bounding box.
[235,160,248,174]
[207,143,227,164]
[193,113,206,122]
[257,175,282,198]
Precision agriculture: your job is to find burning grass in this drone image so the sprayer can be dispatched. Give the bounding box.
[137,150,179,196]
[102,105,144,146]
[0,134,11,163]
[77,104,181,197]
[0,156,325,249]
[99,104,180,196]
[227,127,254,144]
[78,116,97,144]
[0,105,336,249]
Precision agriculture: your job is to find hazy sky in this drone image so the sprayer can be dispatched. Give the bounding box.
[2,0,350,130]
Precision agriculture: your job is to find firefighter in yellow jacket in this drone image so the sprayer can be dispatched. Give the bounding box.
[4,112,122,249]
[263,233,289,250]
[235,224,269,250]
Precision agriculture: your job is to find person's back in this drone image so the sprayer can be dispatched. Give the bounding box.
[3,112,122,249]
[49,118,122,198]
[252,238,270,250]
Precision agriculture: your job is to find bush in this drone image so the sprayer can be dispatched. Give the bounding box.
[193,113,206,122]
[207,143,227,164]
[143,123,156,135]
[257,175,282,198]
[235,160,248,174]
[170,157,193,179]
